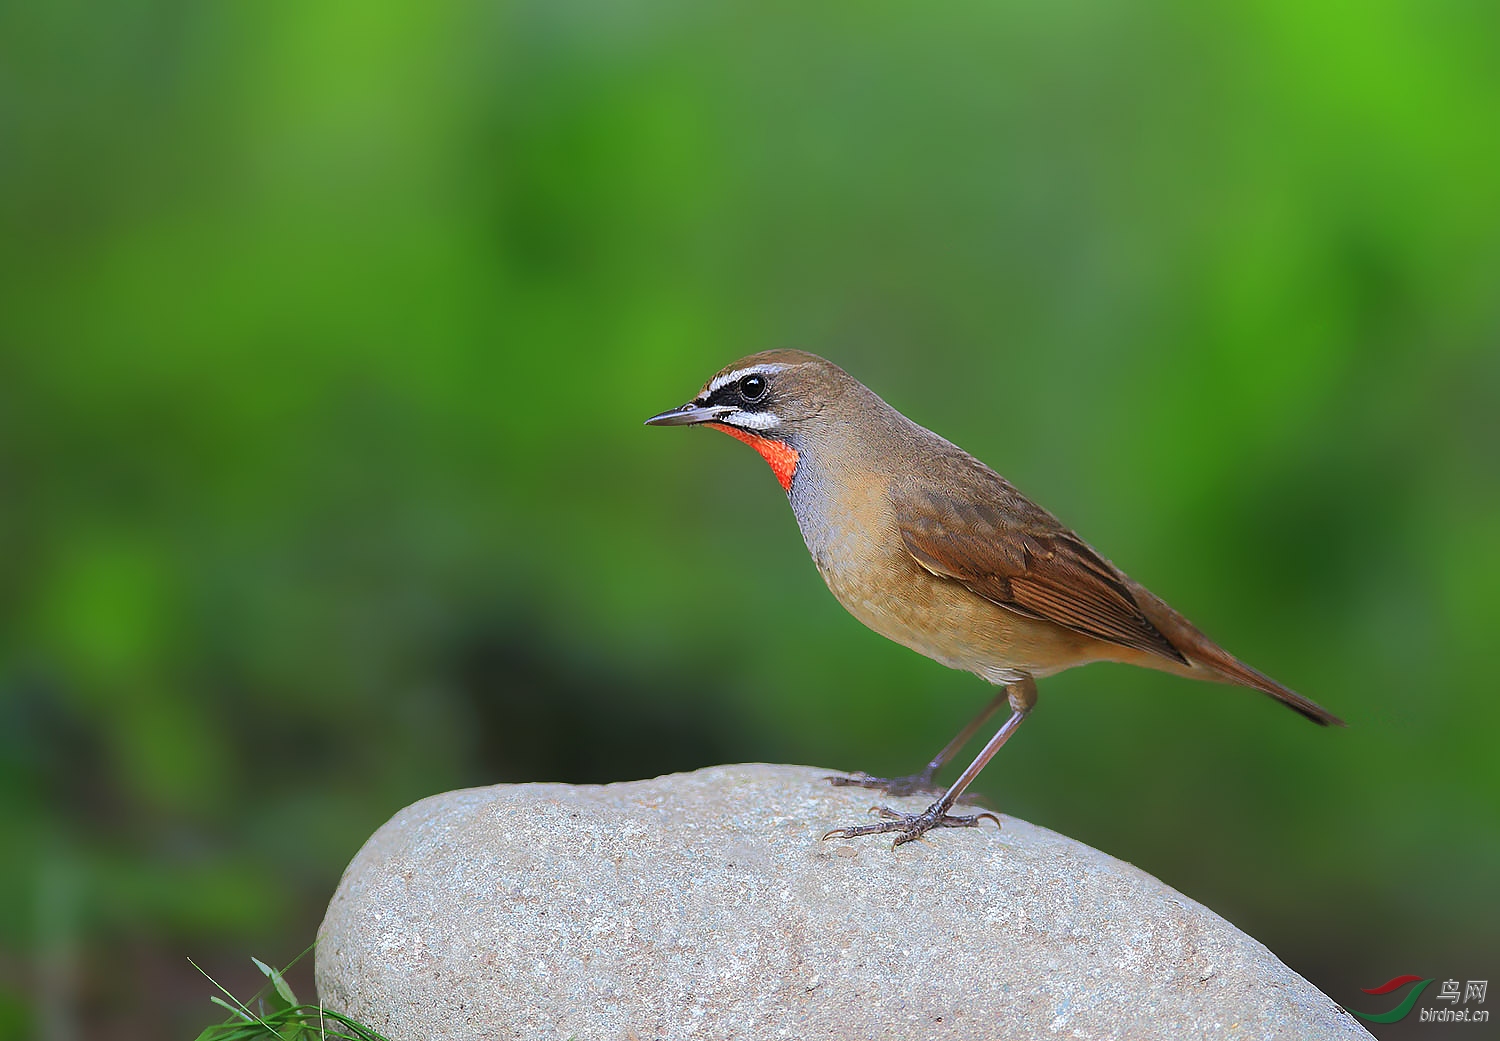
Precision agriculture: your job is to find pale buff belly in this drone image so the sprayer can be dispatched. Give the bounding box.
[807,528,1106,685]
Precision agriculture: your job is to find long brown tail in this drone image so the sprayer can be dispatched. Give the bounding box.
[1128,581,1346,727]
[1183,638,1345,726]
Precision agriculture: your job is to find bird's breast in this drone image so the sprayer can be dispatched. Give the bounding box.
[789,469,1103,682]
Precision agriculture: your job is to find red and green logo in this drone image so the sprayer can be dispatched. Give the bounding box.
[1348,975,1433,1023]
[1349,975,1491,1024]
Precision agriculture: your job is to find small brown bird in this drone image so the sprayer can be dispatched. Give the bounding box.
[647,350,1342,846]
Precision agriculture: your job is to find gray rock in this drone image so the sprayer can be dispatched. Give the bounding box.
[316,764,1370,1041]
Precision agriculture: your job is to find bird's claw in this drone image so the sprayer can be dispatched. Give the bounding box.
[822,804,1002,847]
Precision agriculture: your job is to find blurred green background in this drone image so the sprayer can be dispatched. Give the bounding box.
[2,1,1497,1037]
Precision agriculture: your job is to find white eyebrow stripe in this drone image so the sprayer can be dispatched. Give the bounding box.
[706,363,788,396]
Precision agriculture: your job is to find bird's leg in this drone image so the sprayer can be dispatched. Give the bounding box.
[826,688,1009,798]
[824,678,1035,848]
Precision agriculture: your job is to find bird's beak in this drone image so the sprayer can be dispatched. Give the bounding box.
[643,402,736,427]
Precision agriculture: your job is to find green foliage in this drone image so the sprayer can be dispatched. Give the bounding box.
[0,1,1496,1034]
[192,951,388,1041]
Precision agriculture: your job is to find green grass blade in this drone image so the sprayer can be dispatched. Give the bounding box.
[250,956,299,1010]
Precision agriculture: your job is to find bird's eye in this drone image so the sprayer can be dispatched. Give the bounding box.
[738,374,768,402]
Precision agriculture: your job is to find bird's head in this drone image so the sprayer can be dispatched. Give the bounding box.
[644,349,853,492]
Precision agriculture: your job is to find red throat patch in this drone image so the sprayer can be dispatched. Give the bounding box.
[706,422,799,492]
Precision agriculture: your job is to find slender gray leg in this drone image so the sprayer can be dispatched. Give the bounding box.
[823,677,1036,848]
[826,688,1009,797]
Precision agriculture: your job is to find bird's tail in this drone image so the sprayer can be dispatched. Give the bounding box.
[1128,582,1345,727]
[1181,638,1344,726]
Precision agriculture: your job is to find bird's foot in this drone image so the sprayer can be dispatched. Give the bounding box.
[822,803,1001,848]
[825,770,988,806]
[825,769,945,798]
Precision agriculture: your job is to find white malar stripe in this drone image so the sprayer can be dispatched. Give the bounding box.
[722,409,781,431]
[706,363,788,396]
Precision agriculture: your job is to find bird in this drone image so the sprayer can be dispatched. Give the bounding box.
[645,350,1343,847]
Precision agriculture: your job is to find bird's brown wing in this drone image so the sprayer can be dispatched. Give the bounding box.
[892,456,1188,664]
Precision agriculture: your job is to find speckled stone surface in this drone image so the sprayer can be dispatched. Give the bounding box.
[316,764,1369,1041]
